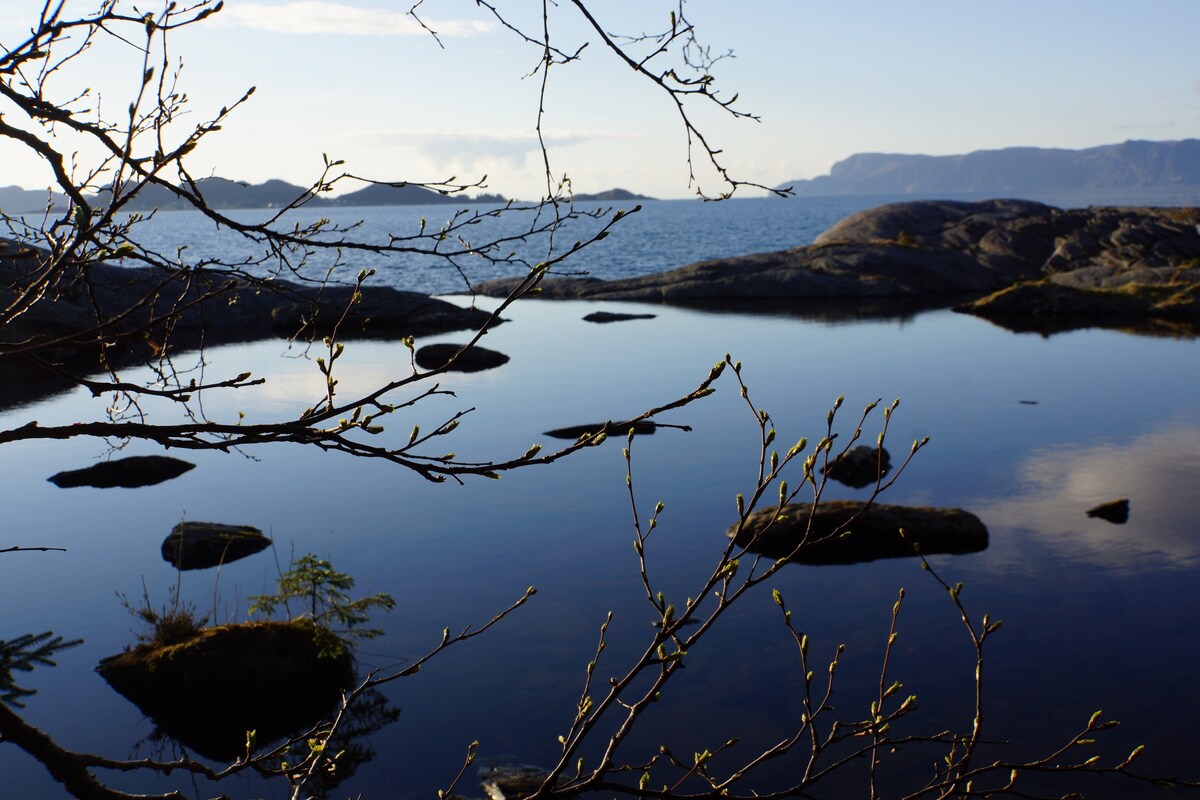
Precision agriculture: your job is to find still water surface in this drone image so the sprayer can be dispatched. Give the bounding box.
[2,197,1198,798]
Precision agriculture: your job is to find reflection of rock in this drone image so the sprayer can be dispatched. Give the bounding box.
[415,343,510,372]
[480,765,553,800]
[823,445,891,489]
[47,455,195,488]
[284,688,400,797]
[97,620,355,761]
[1086,498,1130,524]
[544,421,658,439]
[729,501,988,564]
[582,311,657,323]
[161,522,272,570]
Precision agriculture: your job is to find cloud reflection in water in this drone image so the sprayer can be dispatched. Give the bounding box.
[976,419,1200,573]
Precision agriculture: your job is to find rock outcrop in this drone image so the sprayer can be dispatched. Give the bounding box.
[476,200,1200,329]
[0,242,492,356]
[0,242,494,409]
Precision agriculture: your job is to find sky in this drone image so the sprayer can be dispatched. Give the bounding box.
[2,0,1199,199]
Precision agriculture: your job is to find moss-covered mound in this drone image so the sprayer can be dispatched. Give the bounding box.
[97,619,355,760]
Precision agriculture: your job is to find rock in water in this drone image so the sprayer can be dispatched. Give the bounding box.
[544,420,658,439]
[97,619,354,761]
[823,445,892,489]
[582,310,657,323]
[47,455,195,488]
[1086,498,1130,524]
[729,501,988,564]
[162,521,271,570]
[415,343,510,372]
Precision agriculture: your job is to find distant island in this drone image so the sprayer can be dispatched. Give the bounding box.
[781,139,1200,202]
[571,188,652,202]
[0,179,653,213]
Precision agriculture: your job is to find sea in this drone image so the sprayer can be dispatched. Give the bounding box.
[1,193,1198,799]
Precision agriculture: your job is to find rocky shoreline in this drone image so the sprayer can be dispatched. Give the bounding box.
[0,241,493,407]
[4,199,1198,410]
[476,199,1200,331]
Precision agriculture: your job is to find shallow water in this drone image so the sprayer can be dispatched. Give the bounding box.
[2,291,1198,798]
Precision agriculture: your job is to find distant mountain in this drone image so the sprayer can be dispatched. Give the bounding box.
[0,185,67,213]
[781,140,1200,200]
[572,188,653,202]
[93,177,506,211]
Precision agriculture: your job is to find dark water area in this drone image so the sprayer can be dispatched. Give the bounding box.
[2,197,1199,798]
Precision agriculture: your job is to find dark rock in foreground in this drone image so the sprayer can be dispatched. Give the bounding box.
[1086,498,1130,524]
[161,521,272,570]
[823,445,892,489]
[97,619,354,761]
[0,240,492,361]
[729,501,988,565]
[415,342,510,372]
[47,455,195,489]
[475,200,1200,330]
[582,311,657,323]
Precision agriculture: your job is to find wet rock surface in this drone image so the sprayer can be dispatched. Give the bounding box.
[729,500,988,564]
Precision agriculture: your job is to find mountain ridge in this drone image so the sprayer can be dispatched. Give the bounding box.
[781,139,1200,199]
[0,178,654,213]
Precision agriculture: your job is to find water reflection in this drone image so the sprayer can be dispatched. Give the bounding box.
[967,309,1200,339]
[977,419,1200,571]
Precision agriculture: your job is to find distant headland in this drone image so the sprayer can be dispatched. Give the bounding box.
[0,179,653,213]
[780,139,1200,203]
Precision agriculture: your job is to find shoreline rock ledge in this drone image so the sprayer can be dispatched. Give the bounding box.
[476,199,1200,324]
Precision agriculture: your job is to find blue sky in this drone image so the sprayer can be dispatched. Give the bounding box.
[2,0,1199,199]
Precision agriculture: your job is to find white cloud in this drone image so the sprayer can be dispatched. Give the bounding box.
[213,2,494,37]
[346,129,607,167]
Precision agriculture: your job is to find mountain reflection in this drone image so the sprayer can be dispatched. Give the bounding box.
[976,419,1200,571]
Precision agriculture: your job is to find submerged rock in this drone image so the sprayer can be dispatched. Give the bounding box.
[823,445,892,489]
[582,310,657,323]
[47,455,195,489]
[729,500,988,564]
[1086,498,1130,524]
[97,619,355,761]
[415,343,510,372]
[161,521,272,570]
[544,420,659,440]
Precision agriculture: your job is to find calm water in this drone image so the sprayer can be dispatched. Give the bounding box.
[2,197,1199,798]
